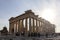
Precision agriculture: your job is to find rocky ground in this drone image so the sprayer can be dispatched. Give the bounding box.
[0,35,60,40]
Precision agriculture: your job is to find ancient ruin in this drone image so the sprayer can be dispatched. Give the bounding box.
[9,10,55,36]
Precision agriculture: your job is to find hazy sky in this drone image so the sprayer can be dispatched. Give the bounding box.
[0,0,60,33]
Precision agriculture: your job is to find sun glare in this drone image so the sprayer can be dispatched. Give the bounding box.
[41,8,56,23]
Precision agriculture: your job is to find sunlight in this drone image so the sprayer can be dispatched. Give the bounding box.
[41,8,56,23]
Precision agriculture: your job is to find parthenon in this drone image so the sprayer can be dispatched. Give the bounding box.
[9,10,55,35]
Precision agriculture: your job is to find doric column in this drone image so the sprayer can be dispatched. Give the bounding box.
[33,18,34,32]
[25,18,28,36]
[12,22,14,33]
[18,20,20,32]
[19,20,21,36]
[29,17,31,33]
[13,22,16,33]
[19,20,21,32]
[36,19,38,33]
[9,22,11,34]
[19,20,23,33]
[10,23,12,33]
[39,21,40,33]
[22,20,23,32]
[16,22,17,33]
[39,21,42,33]
[39,21,40,27]
[11,22,14,33]
[25,18,27,33]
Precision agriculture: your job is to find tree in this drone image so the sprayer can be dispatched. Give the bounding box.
[1,26,8,35]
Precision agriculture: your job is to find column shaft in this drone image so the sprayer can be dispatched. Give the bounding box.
[9,23,11,34]
[16,22,17,33]
[29,18,31,33]
[25,18,27,33]
[36,19,38,33]
[18,20,20,32]
[33,18,34,33]
[39,21,40,33]
[22,20,23,32]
